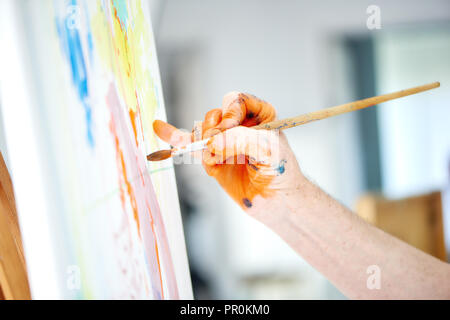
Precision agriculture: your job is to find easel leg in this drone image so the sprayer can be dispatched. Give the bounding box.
[0,151,31,299]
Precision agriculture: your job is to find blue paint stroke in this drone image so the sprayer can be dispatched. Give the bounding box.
[55,0,94,147]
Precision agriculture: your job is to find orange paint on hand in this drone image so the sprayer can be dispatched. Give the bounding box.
[206,158,276,208]
[203,93,278,208]
[154,92,279,209]
[153,120,191,147]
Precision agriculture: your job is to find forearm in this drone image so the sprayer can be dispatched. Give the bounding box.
[257,177,450,299]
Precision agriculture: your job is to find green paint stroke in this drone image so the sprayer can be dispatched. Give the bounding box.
[83,165,174,213]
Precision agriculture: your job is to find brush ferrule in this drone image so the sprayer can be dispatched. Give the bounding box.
[171,138,210,156]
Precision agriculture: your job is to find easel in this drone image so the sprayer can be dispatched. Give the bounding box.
[0,151,31,299]
[357,192,447,261]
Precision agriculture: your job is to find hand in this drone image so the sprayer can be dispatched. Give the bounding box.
[156,93,450,300]
[153,92,304,218]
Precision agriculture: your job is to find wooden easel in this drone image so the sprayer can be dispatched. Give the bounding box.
[0,151,31,299]
[357,192,447,261]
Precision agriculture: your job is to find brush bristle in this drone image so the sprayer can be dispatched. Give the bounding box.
[147,150,172,161]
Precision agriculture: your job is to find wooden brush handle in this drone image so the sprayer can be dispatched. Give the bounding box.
[253,81,440,131]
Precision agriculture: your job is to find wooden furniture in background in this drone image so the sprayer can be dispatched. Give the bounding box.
[356,192,447,261]
[0,152,31,299]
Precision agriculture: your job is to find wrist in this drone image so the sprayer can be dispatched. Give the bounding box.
[250,173,310,228]
[253,174,342,239]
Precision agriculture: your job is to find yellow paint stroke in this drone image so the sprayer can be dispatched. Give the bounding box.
[91,0,171,297]
[92,0,166,190]
[91,1,149,232]
[92,1,157,146]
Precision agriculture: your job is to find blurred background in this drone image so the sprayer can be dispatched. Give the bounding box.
[149,0,450,299]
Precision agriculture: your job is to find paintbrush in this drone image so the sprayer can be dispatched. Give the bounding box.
[147,81,440,161]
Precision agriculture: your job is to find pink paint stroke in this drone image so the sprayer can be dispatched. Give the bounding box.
[106,83,179,299]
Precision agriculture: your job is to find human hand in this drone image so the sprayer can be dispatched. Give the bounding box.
[153,92,304,217]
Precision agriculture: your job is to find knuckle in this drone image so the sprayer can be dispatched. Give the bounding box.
[233,92,247,105]
[223,91,241,101]
[223,91,247,108]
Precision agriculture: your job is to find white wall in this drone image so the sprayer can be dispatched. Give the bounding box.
[375,27,450,198]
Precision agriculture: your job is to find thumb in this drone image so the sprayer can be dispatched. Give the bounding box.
[207,126,279,164]
[153,120,192,147]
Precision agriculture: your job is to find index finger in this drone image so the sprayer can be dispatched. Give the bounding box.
[217,92,276,131]
[153,120,192,147]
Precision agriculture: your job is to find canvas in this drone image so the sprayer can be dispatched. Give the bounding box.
[0,0,192,299]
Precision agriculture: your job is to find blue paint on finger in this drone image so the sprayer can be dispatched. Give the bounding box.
[277,159,287,175]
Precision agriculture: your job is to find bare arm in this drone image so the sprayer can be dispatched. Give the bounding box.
[257,174,450,299]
